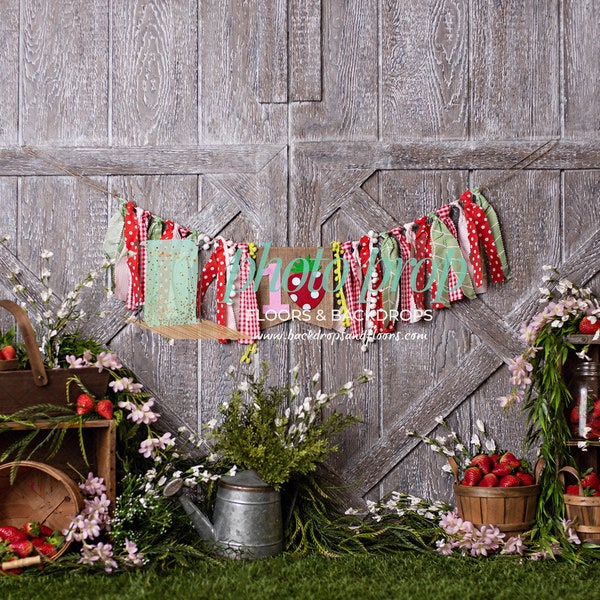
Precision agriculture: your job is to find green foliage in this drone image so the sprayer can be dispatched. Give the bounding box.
[207,364,370,489]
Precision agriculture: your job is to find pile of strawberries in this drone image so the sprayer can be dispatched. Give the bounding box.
[460,452,535,487]
[564,469,600,496]
[0,522,64,573]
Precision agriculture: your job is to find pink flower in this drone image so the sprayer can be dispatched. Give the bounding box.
[95,351,123,372]
[109,376,143,393]
[127,398,160,425]
[65,355,85,368]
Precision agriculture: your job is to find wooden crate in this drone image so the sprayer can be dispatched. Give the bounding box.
[0,420,117,508]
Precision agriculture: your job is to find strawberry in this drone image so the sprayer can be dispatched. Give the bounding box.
[470,454,493,475]
[22,521,40,538]
[0,345,16,360]
[492,463,513,478]
[0,526,28,544]
[580,470,600,491]
[10,539,33,558]
[570,404,580,424]
[565,484,580,496]
[461,466,483,486]
[286,256,326,311]
[38,524,53,537]
[499,475,521,487]
[95,399,114,420]
[593,399,600,418]
[489,453,500,466]
[34,541,57,557]
[516,471,535,486]
[478,473,499,487]
[579,315,600,335]
[76,393,95,415]
[499,452,521,469]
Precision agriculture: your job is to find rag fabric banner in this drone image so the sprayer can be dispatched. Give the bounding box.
[103,189,510,344]
[144,239,198,328]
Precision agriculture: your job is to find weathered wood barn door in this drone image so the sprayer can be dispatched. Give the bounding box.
[0,0,598,505]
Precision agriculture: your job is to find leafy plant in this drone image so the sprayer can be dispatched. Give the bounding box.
[501,266,600,538]
[206,363,372,490]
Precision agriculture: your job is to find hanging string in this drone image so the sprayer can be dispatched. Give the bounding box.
[22,145,126,202]
[475,138,560,197]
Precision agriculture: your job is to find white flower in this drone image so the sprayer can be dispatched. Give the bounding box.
[41,249,54,259]
[484,439,496,452]
[434,415,445,425]
[476,419,485,433]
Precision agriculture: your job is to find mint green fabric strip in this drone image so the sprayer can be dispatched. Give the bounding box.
[379,233,400,327]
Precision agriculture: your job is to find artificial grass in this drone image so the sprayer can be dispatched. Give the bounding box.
[1,552,600,600]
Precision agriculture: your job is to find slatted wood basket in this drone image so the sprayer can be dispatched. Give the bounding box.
[449,457,543,535]
[0,299,109,413]
[559,465,600,543]
[0,461,83,559]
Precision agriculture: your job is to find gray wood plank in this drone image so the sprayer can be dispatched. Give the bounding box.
[258,0,288,103]
[563,2,600,138]
[199,0,287,144]
[289,0,322,102]
[0,3,19,145]
[111,0,198,145]
[0,145,285,175]
[291,0,377,140]
[382,0,469,138]
[21,0,108,144]
[470,0,560,138]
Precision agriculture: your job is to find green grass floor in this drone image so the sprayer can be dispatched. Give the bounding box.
[2,552,600,600]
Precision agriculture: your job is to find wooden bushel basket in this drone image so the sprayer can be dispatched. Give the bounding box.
[449,457,543,535]
[559,465,600,543]
[0,461,83,561]
[0,300,109,413]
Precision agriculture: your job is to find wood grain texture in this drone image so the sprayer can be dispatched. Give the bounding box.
[382,0,469,139]
[563,1,600,138]
[0,3,18,144]
[258,0,288,103]
[470,0,560,138]
[199,0,287,144]
[21,0,108,144]
[291,0,378,140]
[112,0,198,145]
[289,0,322,102]
[0,145,284,176]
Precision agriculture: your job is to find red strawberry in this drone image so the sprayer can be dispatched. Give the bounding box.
[516,471,535,486]
[471,454,493,475]
[499,452,521,469]
[22,521,40,538]
[570,404,580,424]
[461,466,483,486]
[581,470,600,491]
[286,256,326,311]
[489,453,500,466]
[593,399,600,418]
[34,541,57,557]
[10,539,33,558]
[566,484,580,496]
[95,399,114,420]
[499,475,521,487]
[0,345,16,360]
[478,473,499,487]
[579,315,600,335]
[0,526,28,544]
[76,393,95,415]
[492,464,513,478]
[38,524,53,537]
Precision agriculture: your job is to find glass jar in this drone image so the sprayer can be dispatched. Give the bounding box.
[567,360,600,439]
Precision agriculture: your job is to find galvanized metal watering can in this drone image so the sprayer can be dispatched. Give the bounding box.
[164,469,283,559]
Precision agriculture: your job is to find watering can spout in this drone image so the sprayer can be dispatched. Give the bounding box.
[163,479,216,543]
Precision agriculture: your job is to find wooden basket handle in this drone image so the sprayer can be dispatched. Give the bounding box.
[534,457,546,484]
[0,299,47,387]
[448,456,460,484]
[558,465,584,495]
